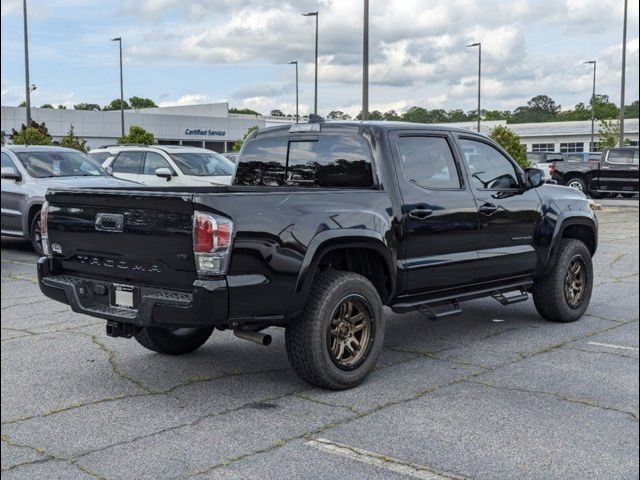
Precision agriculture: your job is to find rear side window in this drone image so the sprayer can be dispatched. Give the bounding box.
[235,134,374,188]
[396,136,461,189]
[143,152,174,175]
[607,149,639,165]
[89,152,111,163]
[112,151,144,174]
[2,152,16,169]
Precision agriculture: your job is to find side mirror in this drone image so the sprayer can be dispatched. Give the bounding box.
[104,166,113,175]
[525,168,544,189]
[1,166,22,181]
[155,167,173,181]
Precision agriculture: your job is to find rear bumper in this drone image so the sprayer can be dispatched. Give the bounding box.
[37,257,228,328]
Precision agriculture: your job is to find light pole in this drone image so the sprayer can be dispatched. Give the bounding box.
[22,0,32,125]
[362,0,369,121]
[467,42,481,132]
[618,0,628,146]
[111,37,125,137]
[584,60,597,151]
[302,11,319,115]
[289,61,299,123]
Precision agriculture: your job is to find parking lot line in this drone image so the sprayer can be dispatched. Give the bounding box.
[305,438,463,480]
[587,342,639,352]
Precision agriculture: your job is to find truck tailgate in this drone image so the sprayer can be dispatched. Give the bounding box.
[46,189,197,290]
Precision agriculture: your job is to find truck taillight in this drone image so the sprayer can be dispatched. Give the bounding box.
[193,211,233,275]
[40,202,51,256]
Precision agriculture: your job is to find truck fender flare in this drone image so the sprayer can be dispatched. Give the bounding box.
[290,229,396,316]
[545,212,597,268]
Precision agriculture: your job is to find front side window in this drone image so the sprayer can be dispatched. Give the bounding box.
[143,152,174,175]
[112,151,144,174]
[1,152,16,170]
[170,152,234,176]
[459,139,520,190]
[396,136,461,189]
[15,151,105,178]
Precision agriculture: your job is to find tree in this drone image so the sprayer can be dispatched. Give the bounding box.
[229,107,261,116]
[59,124,88,152]
[511,95,560,123]
[18,101,26,107]
[382,109,401,121]
[591,94,618,120]
[129,96,158,109]
[483,110,511,121]
[232,126,258,152]
[625,100,639,118]
[598,119,622,149]
[401,106,430,123]
[103,98,130,111]
[57,104,67,110]
[40,104,54,109]
[489,125,528,168]
[117,125,155,145]
[327,110,351,120]
[270,109,285,117]
[74,103,101,111]
[10,121,53,145]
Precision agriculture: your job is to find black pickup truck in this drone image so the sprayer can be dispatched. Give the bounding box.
[552,146,639,198]
[38,121,598,389]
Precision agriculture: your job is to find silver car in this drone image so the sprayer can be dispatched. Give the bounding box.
[1,145,135,254]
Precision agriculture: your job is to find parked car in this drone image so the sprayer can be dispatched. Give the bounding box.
[552,146,639,198]
[1,145,135,254]
[222,152,239,163]
[93,145,235,186]
[527,152,564,181]
[38,121,598,389]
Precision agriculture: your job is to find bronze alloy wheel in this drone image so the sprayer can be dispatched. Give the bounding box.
[564,255,587,308]
[327,295,374,370]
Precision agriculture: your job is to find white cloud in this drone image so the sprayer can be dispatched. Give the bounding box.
[158,94,211,107]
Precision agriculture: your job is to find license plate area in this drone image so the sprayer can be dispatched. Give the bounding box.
[112,284,139,310]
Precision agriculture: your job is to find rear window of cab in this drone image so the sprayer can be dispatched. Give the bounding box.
[234,134,374,188]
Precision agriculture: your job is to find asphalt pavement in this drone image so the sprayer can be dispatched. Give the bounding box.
[1,205,638,480]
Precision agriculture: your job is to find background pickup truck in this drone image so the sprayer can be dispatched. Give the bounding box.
[552,146,639,198]
[38,121,598,389]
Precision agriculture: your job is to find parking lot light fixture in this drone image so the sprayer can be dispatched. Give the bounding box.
[467,42,481,133]
[289,61,299,123]
[584,60,597,151]
[302,11,319,115]
[619,0,628,146]
[362,0,369,121]
[111,37,125,138]
[23,0,32,126]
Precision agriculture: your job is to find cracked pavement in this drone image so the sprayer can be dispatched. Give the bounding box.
[1,207,638,479]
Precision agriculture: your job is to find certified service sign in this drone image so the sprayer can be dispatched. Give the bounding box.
[184,128,226,136]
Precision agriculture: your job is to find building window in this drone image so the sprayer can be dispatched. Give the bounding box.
[532,143,555,152]
[628,140,639,147]
[560,142,584,153]
[589,142,603,152]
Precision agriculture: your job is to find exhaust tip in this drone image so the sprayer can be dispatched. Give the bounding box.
[234,329,272,346]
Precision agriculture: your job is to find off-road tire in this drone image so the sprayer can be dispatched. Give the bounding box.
[285,270,384,390]
[30,211,44,256]
[134,326,214,355]
[533,239,593,323]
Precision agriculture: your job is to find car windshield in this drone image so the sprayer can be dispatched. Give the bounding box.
[170,152,235,176]
[15,150,106,178]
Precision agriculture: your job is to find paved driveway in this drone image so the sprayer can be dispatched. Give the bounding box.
[2,207,638,480]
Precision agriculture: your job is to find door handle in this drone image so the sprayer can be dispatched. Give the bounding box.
[479,203,499,215]
[408,206,433,220]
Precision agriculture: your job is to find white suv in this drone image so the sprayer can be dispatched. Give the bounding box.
[90,145,235,186]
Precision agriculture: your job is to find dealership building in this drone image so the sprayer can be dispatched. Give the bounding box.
[1,103,638,153]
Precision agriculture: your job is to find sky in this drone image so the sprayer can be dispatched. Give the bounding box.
[1,0,639,117]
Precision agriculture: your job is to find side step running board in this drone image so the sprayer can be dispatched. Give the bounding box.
[491,288,529,305]
[392,281,533,319]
